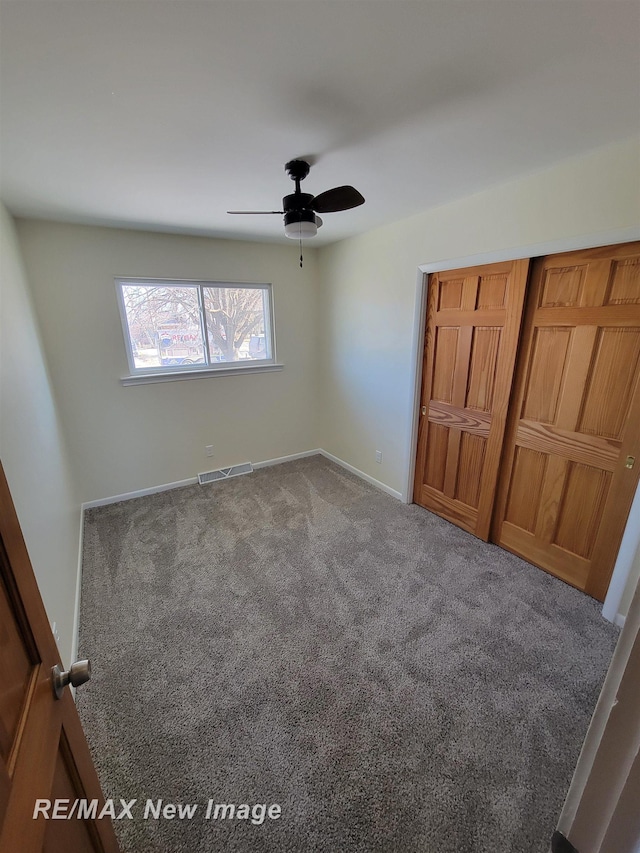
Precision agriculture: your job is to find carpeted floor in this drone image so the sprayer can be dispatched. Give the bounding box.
[77,455,618,853]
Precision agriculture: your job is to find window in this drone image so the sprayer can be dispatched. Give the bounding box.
[116,279,277,380]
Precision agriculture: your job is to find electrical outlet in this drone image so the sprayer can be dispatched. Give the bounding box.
[205,445,214,457]
[375,450,383,464]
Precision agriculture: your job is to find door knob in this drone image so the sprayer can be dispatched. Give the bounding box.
[51,659,91,699]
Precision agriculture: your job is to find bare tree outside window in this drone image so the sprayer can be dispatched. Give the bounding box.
[117,280,274,373]
[204,287,266,362]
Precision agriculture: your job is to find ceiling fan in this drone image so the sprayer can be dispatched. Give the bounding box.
[227,159,365,241]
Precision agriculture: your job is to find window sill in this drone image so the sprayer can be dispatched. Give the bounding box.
[120,363,284,386]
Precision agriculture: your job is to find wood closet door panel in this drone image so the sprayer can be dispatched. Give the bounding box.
[414,259,529,540]
[493,242,640,600]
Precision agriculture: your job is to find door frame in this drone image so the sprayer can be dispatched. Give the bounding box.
[403,226,640,620]
[556,571,640,852]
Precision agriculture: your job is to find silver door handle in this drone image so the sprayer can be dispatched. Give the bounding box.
[51,659,91,699]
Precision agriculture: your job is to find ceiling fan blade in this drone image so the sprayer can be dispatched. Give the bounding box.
[311,186,365,213]
[227,210,283,215]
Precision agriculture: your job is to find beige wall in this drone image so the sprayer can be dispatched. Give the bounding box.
[317,137,640,498]
[0,203,80,666]
[16,222,321,502]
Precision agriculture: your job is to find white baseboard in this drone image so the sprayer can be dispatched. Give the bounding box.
[319,450,403,500]
[80,454,325,508]
[69,503,85,689]
[82,476,199,509]
[82,452,325,508]
[253,449,322,469]
[81,448,403,512]
[603,610,627,629]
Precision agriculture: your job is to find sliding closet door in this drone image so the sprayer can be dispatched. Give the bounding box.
[413,260,529,540]
[493,242,640,601]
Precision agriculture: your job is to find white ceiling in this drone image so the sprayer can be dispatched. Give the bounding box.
[1,1,638,246]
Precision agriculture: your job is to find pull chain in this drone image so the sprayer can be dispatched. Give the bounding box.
[299,234,303,268]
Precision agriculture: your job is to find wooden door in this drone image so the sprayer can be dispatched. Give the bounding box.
[493,242,640,601]
[414,259,529,539]
[0,462,119,853]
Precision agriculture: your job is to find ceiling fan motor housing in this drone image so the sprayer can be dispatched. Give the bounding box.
[283,192,314,214]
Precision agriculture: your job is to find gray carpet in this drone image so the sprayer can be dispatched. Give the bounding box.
[77,455,618,853]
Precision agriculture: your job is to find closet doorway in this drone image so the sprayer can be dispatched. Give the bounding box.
[414,241,640,601]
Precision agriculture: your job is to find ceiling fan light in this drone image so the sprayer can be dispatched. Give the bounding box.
[284,218,318,239]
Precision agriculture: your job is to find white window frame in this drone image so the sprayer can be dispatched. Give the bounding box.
[115,278,281,384]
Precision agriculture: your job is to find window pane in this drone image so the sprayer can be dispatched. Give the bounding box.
[120,285,205,369]
[203,286,270,363]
